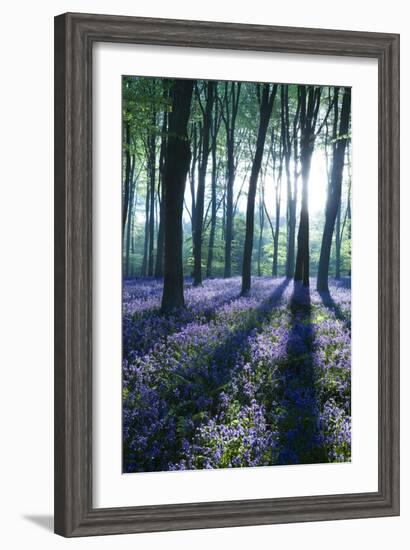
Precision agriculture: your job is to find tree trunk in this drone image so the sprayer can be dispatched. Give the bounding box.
[193,81,215,285]
[147,107,156,277]
[206,93,219,278]
[130,198,136,254]
[154,84,169,278]
[141,178,150,276]
[224,162,234,277]
[273,124,284,277]
[161,79,194,312]
[223,82,241,278]
[122,119,132,238]
[241,84,277,295]
[335,202,341,279]
[125,155,136,277]
[294,86,322,287]
[189,123,198,241]
[257,185,265,276]
[317,87,351,291]
[272,184,281,276]
[286,85,301,278]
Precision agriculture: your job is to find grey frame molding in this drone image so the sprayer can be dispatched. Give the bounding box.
[54,12,400,537]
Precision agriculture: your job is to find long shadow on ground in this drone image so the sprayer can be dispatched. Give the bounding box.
[318,289,350,330]
[123,278,291,472]
[169,278,291,431]
[275,282,326,465]
[123,281,244,361]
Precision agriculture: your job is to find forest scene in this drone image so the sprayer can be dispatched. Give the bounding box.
[122,76,352,473]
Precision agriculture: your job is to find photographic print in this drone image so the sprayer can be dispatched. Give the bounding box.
[122,76,352,473]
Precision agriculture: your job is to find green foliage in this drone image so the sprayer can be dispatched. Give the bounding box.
[122,77,351,280]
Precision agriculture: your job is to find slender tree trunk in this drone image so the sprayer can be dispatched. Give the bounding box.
[154,199,165,277]
[161,79,194,312]
[147,107,156,276]
[224,162,234,277]
[273,126,284,277]
[141,177,150,276]
[223,83,241,278]
[193,82,215,285]
[286,86,301,278]
[241,84,277,295]
[272,183,281,277]
[130,198,136,254]
[189,123,198,241]
[123,120,132,238]
[125,156,136,277]
[206,95,219,278]
[294,85,322,287]
[154,87,169,278]
[294,165,310,286]
[317,87,351,291]
[257,185,265,276]
[335,203,341,279]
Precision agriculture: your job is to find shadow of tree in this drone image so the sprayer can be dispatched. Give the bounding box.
[318,289,350,329]
[123,278,291,471]
[193,277,291,392]
[123,282,245,360]
[275,282,326,465]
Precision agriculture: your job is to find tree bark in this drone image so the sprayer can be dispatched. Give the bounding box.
[317,87,351,291]
[193,81,215,285]
[189,123,199,242]
[206,90,220,278]
[141,177,150,276]
[154,83,169,278]
[294,86,322,287]
[124,155,136,277]
[161,79,194,312]
[283,85,300,279]
[257,183,265,276]
[122,119,132,238]
[273,126,284,277]
[335,202,341,279]
[147,106,156,276]
[223,83,241,278]
[241,83,277,295]
[272,177,281,276]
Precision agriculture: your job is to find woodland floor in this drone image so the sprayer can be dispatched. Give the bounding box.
[122,276,351,472]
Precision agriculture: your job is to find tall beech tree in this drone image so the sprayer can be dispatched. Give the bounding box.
[188,123,200,239]
[154,82,170,278]
[273,125,284,277]
[161,79,195,312]
[257,178,265,276]
[222,82,241,278]
[294,85,322,286]
[284,85,301,278]
[193,81,216,285]
[123,118,133,239]
[147,103,157,277]
[241,83,278,295]
[124,156,136,277]
[317,87,351,291]
[206,88,221,278]
[263,126,282,277]
[141,176,150,276]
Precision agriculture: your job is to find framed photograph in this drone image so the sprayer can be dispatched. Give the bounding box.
[54,12,400,536]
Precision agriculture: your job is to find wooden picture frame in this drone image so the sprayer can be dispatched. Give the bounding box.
[54,12,400,537]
